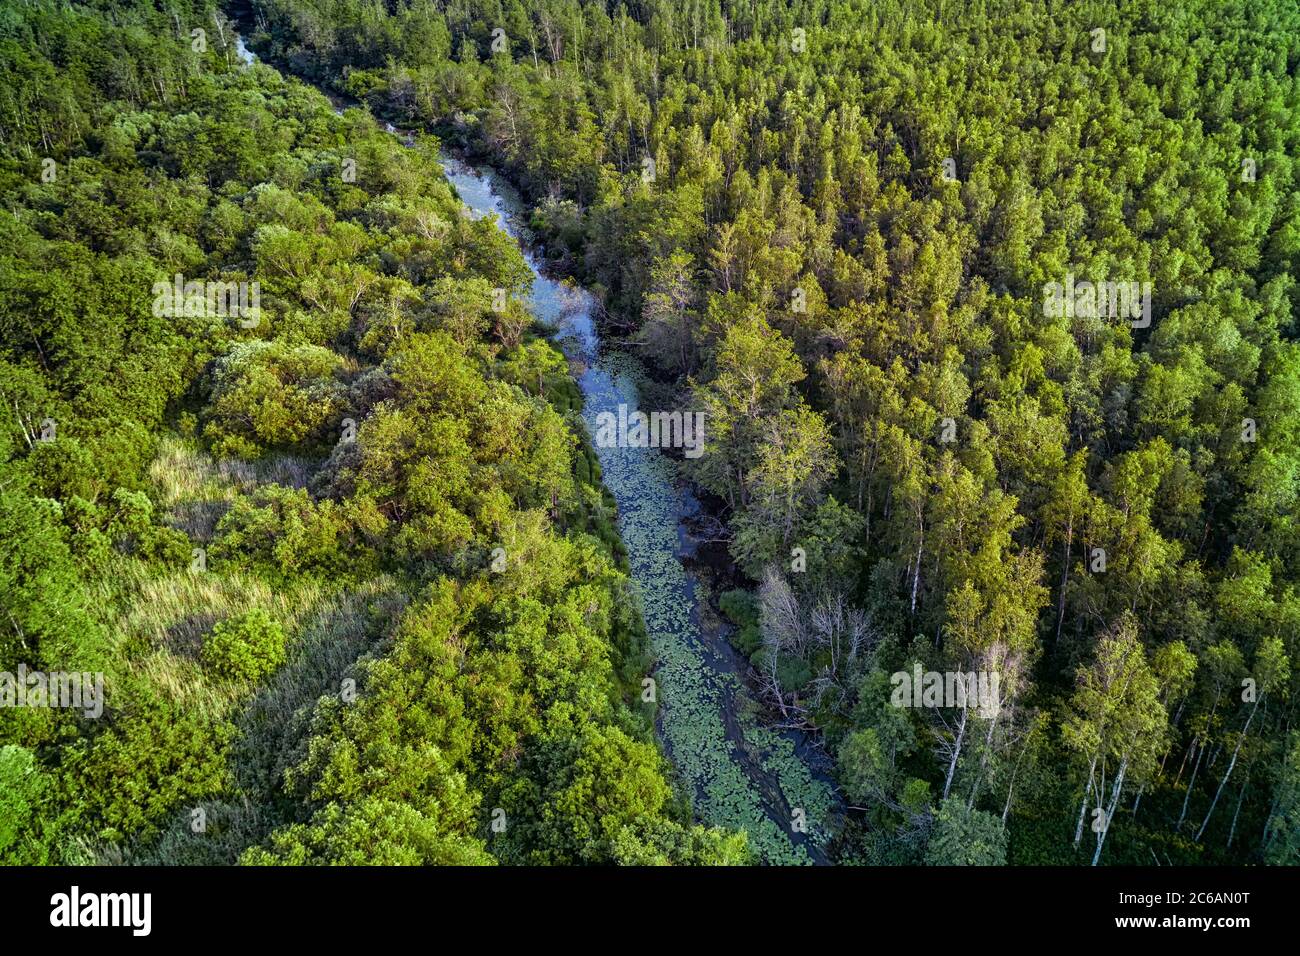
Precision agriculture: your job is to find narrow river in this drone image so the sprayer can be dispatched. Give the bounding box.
[234,27,839,864]
[437,159,839,865]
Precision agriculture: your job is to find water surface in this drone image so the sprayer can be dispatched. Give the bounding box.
[437,156,841,864]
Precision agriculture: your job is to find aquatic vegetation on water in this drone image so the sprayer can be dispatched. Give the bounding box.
[439,160,839,865]
[582,354,837,864]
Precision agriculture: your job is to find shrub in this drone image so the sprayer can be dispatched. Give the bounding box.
[0,745,44,858]
[212,484,354,578]
[202,340,345,459]
[202,608,287,683]
[719,589,762,655]
[62,687,234,841]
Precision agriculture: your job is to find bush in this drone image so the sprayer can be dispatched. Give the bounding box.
[924,798,1008,867]
[719,589,759,626]
[0,745,45,859]
[719,589,762,655]
[202,608,287,683]
[62,686,234,841]
[212,484,355,578]
[202,340,346,459]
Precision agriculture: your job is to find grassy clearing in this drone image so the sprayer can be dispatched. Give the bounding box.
[80,436,339,721]
[148,435,314,541]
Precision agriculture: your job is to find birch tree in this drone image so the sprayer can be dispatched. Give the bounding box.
[1062,616,1168,864]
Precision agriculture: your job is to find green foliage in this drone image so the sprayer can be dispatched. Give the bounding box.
[719,588,762,656]
[1264,733,1300,865]
[62,686,235,842]
[242,798,494,866]
[202,609,288,684]
[496,723,677,864]
[608,819,753,866]
[8,0,1300,868]
[924,799,1008,867]
[0,489,106,679]
[245,0,1299,867]
[202,341,346,459]
[0,745,46,860]
[0,0,707,868]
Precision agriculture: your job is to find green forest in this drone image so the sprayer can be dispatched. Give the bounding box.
[2,0,1299,867]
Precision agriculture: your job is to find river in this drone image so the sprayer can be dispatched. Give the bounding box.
[232,24,840,864]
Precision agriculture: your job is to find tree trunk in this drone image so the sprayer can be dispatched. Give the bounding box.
[1227,777,1248,849]
[942,702,968,801]
[968,699,1003,811]
[1074,754,1098,848]
[1054,523,1071,646]
[1092,756,1128,865]
[1196,697,1260,841]
[1177,736,1204,829]
[910,523,923,614]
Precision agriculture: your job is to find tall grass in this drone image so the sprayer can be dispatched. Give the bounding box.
[86,562,329,720]
[81,435,334,720]
[148,435,314,540]
[121,578,408,866]
[77,435,408,864]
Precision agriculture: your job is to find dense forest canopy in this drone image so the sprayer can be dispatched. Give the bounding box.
[241,0,1300,865]
[1,0,1299,866]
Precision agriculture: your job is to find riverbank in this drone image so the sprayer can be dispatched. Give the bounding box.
[229,16,842,863]
[435,153,842,864]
